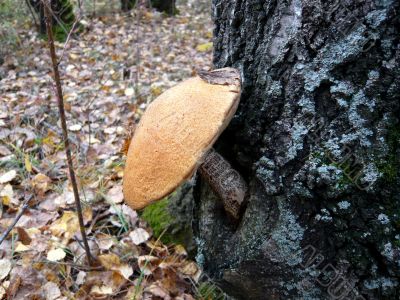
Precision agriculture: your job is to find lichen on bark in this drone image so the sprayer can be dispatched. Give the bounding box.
[190,0,400,299]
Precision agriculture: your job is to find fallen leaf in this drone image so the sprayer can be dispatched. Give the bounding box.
[196,42,213,52]
[95,233,115,251]
[69,124,82,131]
[0,145,11,156]
[24,155,32,173]
[47,248,66,262]
[122,204,138,225]
[0,285,5,299]
[1,184,18,207]
[179,261,201,282]
[124,87,134,96]
[98,253,121,270]
[16,227,32,245]
[0,170,17,184]
[145,283,171,300]
[43,281,61,300]
[107,184,124,204]
[75,271,86,286]
[118,264,133,280]
[31,173,51,196]
[90,285,113,296]
[138,256,159,276]
[0,259,12,280]
[49,211,79,240]
[14,242,29,252]
[130,228,150,245]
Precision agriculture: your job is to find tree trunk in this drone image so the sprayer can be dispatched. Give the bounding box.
[121,0,178,15]
[29,0,75,41]
[193,0,400,299]
[121,0,136,12]
[151,0,178,15]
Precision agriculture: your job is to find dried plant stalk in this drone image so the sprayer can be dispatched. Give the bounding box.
[43,0,93,266]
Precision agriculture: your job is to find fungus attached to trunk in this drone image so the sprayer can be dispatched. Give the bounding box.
[123,68,248,219]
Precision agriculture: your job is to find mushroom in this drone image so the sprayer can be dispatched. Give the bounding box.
[123,68,248,219]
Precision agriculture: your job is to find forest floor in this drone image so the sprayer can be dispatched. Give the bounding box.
[0,2,214,299]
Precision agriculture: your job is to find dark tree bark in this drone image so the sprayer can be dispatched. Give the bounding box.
[28,0,75,41]
[192,0,400,299]
[121,0,136,12]
[122,0,177,15]
[151,0,178,15]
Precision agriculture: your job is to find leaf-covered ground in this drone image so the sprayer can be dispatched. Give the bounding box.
[0,1,214,299]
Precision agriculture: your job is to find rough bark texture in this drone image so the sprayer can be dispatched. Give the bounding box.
[193,0,400,299]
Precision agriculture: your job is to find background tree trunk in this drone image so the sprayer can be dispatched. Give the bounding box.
[121,0,178,15]
[121,0,136,12]
[151,0,178,15]
[192,0,400,299]
[29,0,75,41]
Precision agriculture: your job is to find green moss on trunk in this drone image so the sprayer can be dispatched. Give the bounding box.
[140,195,192,248]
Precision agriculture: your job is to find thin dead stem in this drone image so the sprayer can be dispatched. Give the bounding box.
[43,0,93,266]
[57,14,83,65]
[0,196,32,246]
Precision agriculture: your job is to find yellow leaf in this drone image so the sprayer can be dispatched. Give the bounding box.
[101,85,111,93]
[2,195,10,206]
[98,253,120,270]
[151,86,163,97]
[205,31,213,39]
[31,173,51,195]
[1,184,17,207]
[14,242,30,252]
[42,133,56,147]
[24,155,32,173]
[49,211,79,240]
[143,11,153,20]
[196,42,213,52]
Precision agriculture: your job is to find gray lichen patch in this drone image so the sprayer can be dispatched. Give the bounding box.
[262,198,305,266]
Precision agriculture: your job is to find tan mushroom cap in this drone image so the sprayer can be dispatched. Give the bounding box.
[123,68,241,210]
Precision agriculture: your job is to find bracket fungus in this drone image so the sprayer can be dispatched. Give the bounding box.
[123,68,248,219]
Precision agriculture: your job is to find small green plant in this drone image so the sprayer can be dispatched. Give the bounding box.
[195,281,225,300]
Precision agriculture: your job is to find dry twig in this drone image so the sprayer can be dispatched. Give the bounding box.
[0,196,32,246]
[43,0,93,266]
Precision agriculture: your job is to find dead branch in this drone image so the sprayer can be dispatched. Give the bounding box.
[0,196,32,246]
[43,0,94,266]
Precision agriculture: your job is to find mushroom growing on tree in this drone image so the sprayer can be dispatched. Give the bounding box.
[123,68,248,219]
